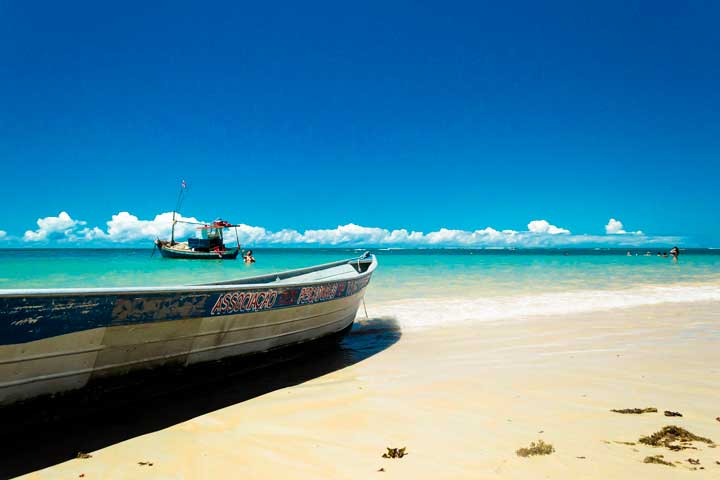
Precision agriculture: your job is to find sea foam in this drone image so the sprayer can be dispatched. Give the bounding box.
[365,283,720,330]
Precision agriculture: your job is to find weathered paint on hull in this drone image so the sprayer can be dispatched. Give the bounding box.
[0,288,367,406]
[0,255,376,406]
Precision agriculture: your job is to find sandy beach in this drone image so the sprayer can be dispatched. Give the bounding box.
[3,0,719,477]
[14,297,720,479]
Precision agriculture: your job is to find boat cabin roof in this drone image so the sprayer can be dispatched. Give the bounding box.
[197,222,237,230]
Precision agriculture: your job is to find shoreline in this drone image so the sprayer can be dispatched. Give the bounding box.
[14,298,720,479]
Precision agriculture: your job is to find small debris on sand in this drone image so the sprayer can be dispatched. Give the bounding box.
[576,456,586,459]
[138,461,154,466]
[687,458,700,465]
[516,440,554,457]
[614,441,636,446]
[377,467,385,472]
[76,452,92,459]
[664,411,682,417]
[382,447,407,459]
[638,426,713,451]
[611,407,657,414]
[643,455,674,467]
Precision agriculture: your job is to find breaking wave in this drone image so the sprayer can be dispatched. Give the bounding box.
[366,282,720,330]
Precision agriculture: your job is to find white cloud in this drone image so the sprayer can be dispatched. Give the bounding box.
[100,211,204,242]
[0,230,6,240]
[20,211,206,244]
[527,219,570,235]
[605,218,643,235]
[23,211,86,242]
[18,212,678,247]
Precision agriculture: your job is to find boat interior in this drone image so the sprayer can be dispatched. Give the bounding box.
[204,254,374,287]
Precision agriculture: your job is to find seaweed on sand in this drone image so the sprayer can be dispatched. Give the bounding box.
[643,455,674,467]
[382,447,407,459]
[611,408,657,414]
[638,426,713,451]
[664,411,682,417]
[516,440,555,457]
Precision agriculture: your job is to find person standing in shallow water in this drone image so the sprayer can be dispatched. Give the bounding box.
[670,246,680,263]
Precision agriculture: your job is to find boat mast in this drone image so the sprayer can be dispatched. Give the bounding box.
[172,180,187,245]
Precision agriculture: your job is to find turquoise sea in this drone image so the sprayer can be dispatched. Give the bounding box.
[1,248,719,294]
[2,248,720,313]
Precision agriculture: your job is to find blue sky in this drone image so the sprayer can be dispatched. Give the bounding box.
[0,1,718,246]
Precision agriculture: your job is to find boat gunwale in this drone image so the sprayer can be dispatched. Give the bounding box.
[0,254,377,298]
[158,242,240,256]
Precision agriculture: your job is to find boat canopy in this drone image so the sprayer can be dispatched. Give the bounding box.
[197,219,237,229]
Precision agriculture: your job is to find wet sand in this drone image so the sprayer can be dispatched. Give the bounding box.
[16,300,720,479]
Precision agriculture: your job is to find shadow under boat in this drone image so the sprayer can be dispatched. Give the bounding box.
[0,317,401,479]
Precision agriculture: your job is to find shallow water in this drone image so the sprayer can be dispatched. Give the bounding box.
[2,248,719,328]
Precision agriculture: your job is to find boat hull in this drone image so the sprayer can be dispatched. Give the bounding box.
[0,256,375,406]
[158,244,240,259]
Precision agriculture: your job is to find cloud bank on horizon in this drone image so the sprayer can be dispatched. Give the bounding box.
[3,211,682,248]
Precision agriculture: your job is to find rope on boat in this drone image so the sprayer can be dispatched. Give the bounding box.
[360,253,370,319]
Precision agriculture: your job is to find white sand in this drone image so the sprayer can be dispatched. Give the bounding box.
[23,300,720,479]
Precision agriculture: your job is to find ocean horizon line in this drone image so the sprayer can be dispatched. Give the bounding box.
[0,246,715,252]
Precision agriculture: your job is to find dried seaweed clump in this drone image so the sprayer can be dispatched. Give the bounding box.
[643,455,674,467]
[382,447,407,459]
[638,426,713,451]
[516,440,555,457]
[76,452,92,459]
[611,407,657,414]
[664,411,682,417]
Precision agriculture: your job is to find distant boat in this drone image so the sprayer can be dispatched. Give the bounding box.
[155,219,241,260]
[153,181,241,259]
[0,253,377,406]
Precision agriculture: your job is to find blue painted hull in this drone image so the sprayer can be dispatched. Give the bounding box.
[0,254,376,406]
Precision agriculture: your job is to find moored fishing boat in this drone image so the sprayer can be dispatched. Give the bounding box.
[0,253,376,406]
[155,219,241,260]
[153,180,242,260]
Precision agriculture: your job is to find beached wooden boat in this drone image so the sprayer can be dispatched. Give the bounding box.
[0,253,376,406]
